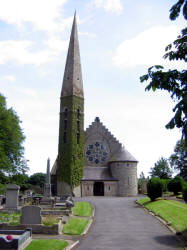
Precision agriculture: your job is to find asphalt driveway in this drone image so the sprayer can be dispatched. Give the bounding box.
[76,196,182,250]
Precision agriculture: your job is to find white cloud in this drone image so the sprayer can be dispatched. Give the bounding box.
[113,25,183,68]
[93,0,123,14]
[0,0,70,33]
[79,31,97,38]
[45,37,68,53]
[0,39,68,65]
[3,75,16,81]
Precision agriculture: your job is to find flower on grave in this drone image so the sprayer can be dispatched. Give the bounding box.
[6,235,13,241]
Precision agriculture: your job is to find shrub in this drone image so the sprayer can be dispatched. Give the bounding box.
[147,177,163,201]
[160,179,170,192]
[182,182,187,203]
[168,176,184,195]
[0,184,6,195]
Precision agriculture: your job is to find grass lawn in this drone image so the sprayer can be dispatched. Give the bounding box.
[25,239,68,250]
[137,197,187,232]
[72,201,93,217]
[62,217,89,235]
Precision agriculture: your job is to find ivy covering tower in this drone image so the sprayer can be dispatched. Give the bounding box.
[55,13,84,195]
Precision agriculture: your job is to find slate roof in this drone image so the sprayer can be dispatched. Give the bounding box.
[81,167,118,181]
[109,148,138,162]
[51,159,57,175]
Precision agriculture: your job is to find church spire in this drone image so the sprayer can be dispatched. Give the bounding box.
[61,12,84,98]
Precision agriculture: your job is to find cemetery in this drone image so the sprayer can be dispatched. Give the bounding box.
[0,182,94,249]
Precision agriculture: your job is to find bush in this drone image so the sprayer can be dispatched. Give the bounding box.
[182,182,187,203]
[160,179,170,192]
[0,184,6,195]
[147,177,163,201]
[168,176,184,195]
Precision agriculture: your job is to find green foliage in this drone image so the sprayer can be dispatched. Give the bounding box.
[169,0,187,20]
[0,183,6,194]
[182,181,187,202]
[72,202,93,217]
[149,157,172,179]
[168,176,184,195]
[62,217,88,235]
[170,139,187,179]
[160,179,171,192]
[0,211,20,225]
[147,177,163,201]
[183,186,187,202]
[42,216,59,226]
[25,239,68,250]
[0,93,28,176]
[10,173,30,191]
[28,172,46,188]
[137,197,187,233]
[140,1,187,148]
[58,96,84,189]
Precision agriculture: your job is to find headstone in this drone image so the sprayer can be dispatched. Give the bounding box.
[20,206,42,224]
[44,158,51,197]
[5,184,20,209]
[24,189,33,197]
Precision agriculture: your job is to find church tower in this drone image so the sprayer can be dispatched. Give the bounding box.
[56,13,84,195]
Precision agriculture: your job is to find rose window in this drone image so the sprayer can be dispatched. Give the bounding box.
[85,142,109,165]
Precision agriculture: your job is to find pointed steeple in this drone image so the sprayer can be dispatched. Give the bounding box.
[61,12,84,98]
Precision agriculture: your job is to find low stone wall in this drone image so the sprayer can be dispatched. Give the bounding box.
[41,210,70,216]
[0,221,63,235]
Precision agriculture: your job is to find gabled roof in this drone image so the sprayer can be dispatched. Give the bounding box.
[82,167,118,181]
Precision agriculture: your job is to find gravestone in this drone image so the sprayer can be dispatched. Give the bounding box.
[20,206,42,224]
[5,184,20,210]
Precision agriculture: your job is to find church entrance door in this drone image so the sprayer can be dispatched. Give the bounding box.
[93,182,104,196]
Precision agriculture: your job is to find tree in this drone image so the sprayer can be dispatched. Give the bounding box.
[0,93,28,177]
[10,173,30,191]
[170,139,187,179]
[28,172,46,188]
[139,171,145,179]
[140,0,187,148]
[168,176,184,195]
[149,157,172,179]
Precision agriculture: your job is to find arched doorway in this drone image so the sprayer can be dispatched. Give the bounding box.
[93,182,104,196]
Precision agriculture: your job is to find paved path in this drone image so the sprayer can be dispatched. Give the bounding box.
[76,197,182,250]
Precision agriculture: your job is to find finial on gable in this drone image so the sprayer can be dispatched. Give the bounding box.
[95,117,100,122]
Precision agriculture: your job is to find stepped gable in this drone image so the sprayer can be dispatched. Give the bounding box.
[85,117,122,160]
[109,147,138,162]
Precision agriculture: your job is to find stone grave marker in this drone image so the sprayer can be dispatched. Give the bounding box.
[5,184,20,209]
[20,206,42,224]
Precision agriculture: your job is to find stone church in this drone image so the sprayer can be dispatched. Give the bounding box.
[51,13,138,197]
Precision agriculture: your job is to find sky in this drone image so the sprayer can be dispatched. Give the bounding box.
[0,0,186,177]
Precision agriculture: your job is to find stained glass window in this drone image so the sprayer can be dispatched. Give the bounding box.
[85,142,109,165]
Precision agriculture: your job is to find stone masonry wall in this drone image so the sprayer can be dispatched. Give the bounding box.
[110,162,137,196]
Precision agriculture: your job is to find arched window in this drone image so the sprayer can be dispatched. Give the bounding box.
[64,108,68,118]
[63,132,67,143]
[77,120,80,131]
[77,133,80,144]
[77,108,80,119]
[64,120,67,130]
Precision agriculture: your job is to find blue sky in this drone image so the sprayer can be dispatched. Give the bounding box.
[0,0,185,177]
